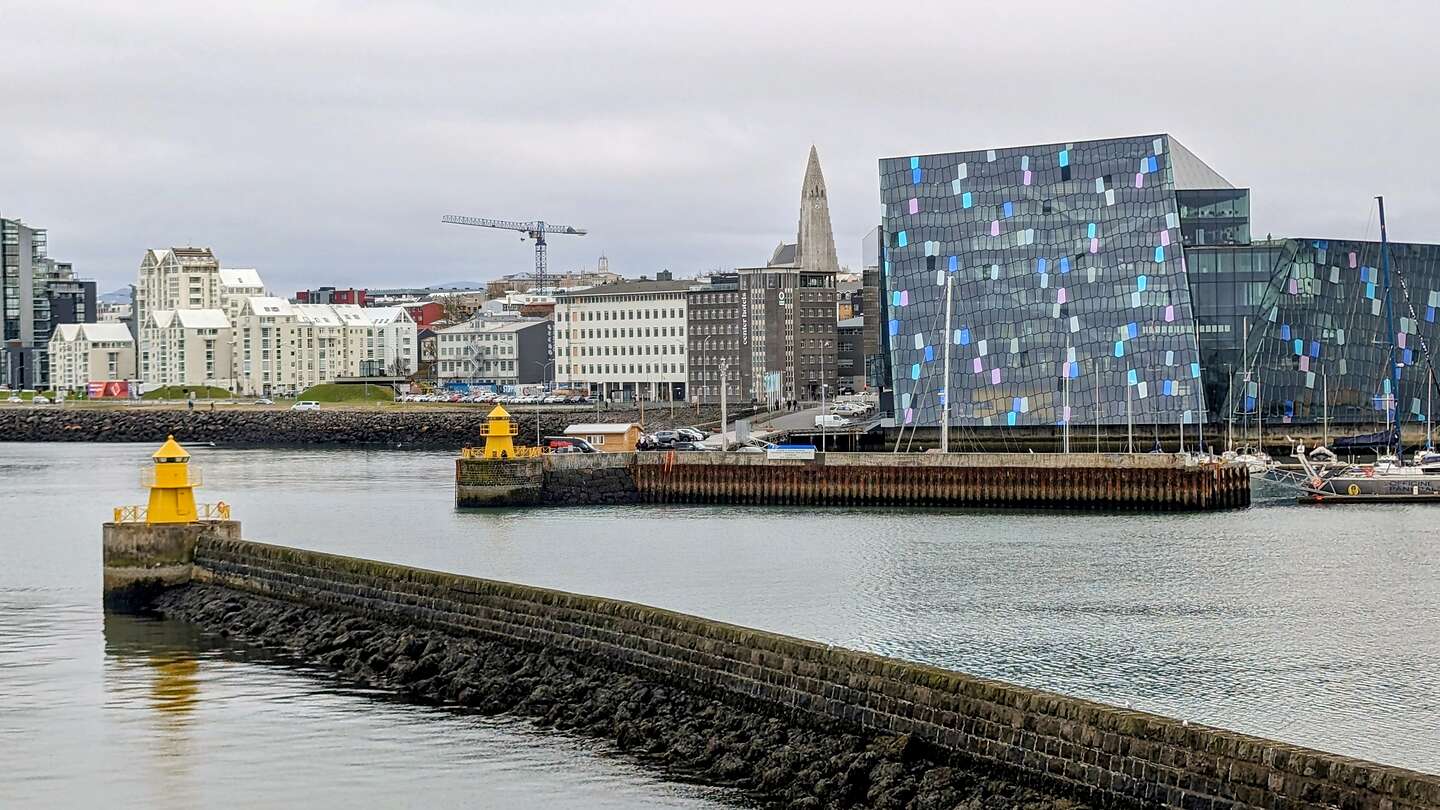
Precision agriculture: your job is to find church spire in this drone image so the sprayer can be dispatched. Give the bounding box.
[796,145,840,274]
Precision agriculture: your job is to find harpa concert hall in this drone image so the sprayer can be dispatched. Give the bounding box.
[877,133,1440,430]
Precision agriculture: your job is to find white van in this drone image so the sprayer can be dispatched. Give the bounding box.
[291,400,321,411]
[814,413,848,428]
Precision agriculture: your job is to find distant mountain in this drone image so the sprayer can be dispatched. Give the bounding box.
[425,280,489,291]
[98,287,131,304]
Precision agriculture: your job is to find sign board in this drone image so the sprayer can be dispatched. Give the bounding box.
[766,445,816,461]
[87,380,131,399]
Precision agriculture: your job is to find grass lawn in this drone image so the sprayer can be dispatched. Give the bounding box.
[296,382,397,403]
[142,385,233,400]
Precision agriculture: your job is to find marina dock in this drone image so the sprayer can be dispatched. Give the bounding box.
[455,450,1251,511]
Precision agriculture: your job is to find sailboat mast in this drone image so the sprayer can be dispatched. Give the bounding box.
[1063,342,1071,454]
[1379,195,1400,459]
[939,275,953,453]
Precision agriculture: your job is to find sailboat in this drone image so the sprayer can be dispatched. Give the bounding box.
[1294,196,1440,501]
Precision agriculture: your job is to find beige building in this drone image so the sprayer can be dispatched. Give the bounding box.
[47,323,136,391]
[140,309,234,390]
[554,279,690,402]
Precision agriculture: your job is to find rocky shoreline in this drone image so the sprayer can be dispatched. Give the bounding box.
[0,406,757,449]
[153,584,1084,810]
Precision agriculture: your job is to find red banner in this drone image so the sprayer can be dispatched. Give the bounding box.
[87,380,131,398]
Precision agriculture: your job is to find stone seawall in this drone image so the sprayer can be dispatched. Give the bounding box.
[181,537,1437,810]
[0,406,749,449]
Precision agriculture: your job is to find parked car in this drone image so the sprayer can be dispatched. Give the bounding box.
[291,400,321,411]
[542,436,597,453]
[5,395,20,403]
[676,427,707,442]
[254,398,275,405]
[651,430,681,447]
[31,395,50,404]
[671,441,711,451]
[814,413,849,428]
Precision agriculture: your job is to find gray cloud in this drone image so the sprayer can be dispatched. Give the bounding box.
[2,0,1437,294]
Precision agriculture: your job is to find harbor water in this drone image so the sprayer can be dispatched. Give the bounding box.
[2,443,1437,807]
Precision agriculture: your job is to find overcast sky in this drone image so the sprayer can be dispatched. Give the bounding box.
[3,0,1437,295]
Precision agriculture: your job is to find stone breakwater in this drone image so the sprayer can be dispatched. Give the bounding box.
[154,584,1075,810]
[0,406,753,449]
[154,538,1437,810]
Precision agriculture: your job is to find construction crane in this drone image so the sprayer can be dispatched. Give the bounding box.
[441,215,587,292]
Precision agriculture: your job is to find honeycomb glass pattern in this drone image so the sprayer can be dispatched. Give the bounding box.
[1192,238,1440,427]
[879,135,1205,427]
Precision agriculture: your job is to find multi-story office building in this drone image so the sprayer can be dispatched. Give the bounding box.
[554,279,689,401]
[737,146,840,404]
[434,316,552,388]
[1,217,94,388]
[48,323,136,391]
[878,133,1440,429]
[686,273,751,405]
[295,287,367,306]
[836,316,865,393]
[140,309,234,390]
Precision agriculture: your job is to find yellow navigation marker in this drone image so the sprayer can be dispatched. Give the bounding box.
[146,435,199,524]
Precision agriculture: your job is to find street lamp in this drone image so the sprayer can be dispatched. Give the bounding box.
[702,332,729,451]
[534,359,554,447]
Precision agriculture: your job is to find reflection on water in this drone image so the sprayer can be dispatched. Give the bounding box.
[0,441,1437,808]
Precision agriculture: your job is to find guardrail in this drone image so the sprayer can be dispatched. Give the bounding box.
[111,502,231,523]
[460,446,543,460]
[140,466,204,487]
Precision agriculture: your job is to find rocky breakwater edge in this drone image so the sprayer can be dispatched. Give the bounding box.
[0,405,757,449]
[153,584,1082,810]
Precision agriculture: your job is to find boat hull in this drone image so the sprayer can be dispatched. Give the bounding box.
[1301,474,1440,502]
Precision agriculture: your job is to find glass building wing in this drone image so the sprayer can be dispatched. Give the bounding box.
[878,135,1206,428]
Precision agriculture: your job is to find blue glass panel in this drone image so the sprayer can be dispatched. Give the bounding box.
[959,328,970,345]
[1127,322,1139,339]
[897,231,908,248]
[924,345,935,362]
[1309,341,1320,358]
[1003,201,1014,218]
[1036,257,1047,274]
[1059,149,1069,167]
[1127,369,1138,385]
[1114,341,1124,358]
[1137,275,1148,292]
[1059,257,1070,274]
[1281,324,1291,340]
[888,319,899,336]
[962,192,973,208]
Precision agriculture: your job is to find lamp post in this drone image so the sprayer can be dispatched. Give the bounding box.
[703,333,729,451]
[534,359,553,447]
[819,339,831,452]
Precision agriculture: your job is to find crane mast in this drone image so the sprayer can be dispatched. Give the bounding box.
[442,215,587,292]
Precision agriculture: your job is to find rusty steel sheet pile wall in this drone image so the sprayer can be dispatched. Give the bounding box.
[455,452,1251,510]
[191,537,1435,810]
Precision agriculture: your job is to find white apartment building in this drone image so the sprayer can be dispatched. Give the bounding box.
[135,247,224,330]
[554,279,689,401]
[358,306,420,376]
[232,297,418,395]
[219,268,266,323]
[140,309,234,390]
[47,323,136,391]
[435,316,551,388]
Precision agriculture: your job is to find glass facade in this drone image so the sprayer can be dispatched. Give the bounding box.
[879,133,1440,429]
[879,135,1205,427]
[1191,239,1440,426]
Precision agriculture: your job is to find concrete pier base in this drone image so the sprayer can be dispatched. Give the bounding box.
[102,520,241,612]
